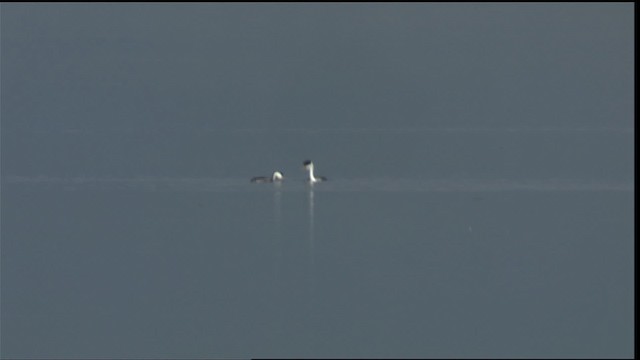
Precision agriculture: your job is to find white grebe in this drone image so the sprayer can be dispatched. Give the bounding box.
[303,160,327,183]
[251,171,284,183]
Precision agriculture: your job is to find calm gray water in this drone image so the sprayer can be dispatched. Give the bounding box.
[1,4,634,359]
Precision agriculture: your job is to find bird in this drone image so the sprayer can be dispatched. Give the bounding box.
[250,171,284,183]
[303,160,327,183]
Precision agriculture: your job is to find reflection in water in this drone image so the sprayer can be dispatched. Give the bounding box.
[273,183,282,247]
[271,183,285,349]
[306,185,317,352]
[273,184,283,275]
[308,187,315,265]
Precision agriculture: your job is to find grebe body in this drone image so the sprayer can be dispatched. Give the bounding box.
[303,160,327,183]
[251,171,284,183]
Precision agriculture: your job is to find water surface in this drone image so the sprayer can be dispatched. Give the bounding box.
[1,129,633,358]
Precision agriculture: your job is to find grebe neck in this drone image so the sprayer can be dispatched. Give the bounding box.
[307,163,317,182]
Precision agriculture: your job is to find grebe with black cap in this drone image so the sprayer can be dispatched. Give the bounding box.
[251,171,284,183]
[303,160,327,183]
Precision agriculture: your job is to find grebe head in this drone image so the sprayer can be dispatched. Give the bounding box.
[303,160,313,170]
[271,171,284,181]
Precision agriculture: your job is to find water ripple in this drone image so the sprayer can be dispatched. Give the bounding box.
[3,176,632,192]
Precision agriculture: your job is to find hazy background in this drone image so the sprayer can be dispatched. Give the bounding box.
[1,3,634,178]
[1,3,634,358]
